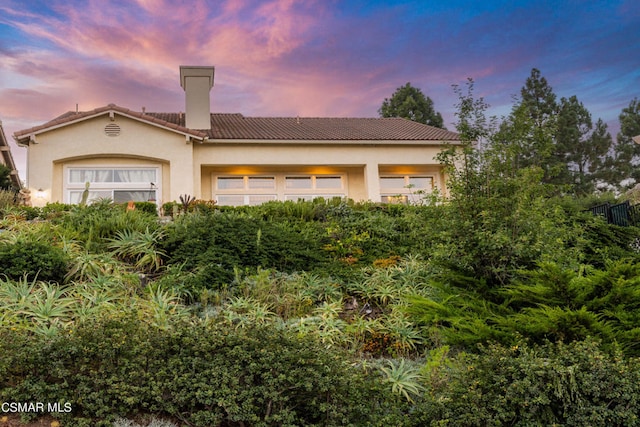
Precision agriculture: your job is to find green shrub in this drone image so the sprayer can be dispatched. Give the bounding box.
[161,211,330,288]
[53,201,160,249]
[417,339,640,426]
[130,201,158,215]
[0,240,69,283]
[0,316,396,426]
[0,189,17,212]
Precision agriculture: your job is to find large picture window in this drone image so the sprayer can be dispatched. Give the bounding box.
[66,167,159,204]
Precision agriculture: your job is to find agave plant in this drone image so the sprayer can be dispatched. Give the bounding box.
[378,358,426,403]
[315,316,348,348]
[299,273,343,304]
[20,282,76,325]
[345,315,382,349]
[70,281,125,320]
[310,301,348,347]
[0,275,38,310]
[382,310,424,357]
[107,227,166,273]
[221,296,277,329]
[141,285,189,329]
[65,250,121,282]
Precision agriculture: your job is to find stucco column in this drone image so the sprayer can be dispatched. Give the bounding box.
[170,159,194,202]
[192,161,202,199]
[364,162,381,202]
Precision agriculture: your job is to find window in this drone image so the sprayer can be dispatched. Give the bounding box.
[380,177,406,189]
[248,177,275,189]
[213,174,346,206]
[217,177,244,190]
[284,175,344,202]
[285,176,312,189]
[316,176,342,189]
[216,194,276,206]
[66,167,159,204]
[215,175,277,206]
[285,176,342,190]
[380,175,433,204]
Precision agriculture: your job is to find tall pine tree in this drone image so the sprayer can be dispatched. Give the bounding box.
[614,98,640,189]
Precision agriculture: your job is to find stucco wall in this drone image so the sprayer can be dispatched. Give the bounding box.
[194,142,446,202]
[27,114,193,206]
[26,114,451,206]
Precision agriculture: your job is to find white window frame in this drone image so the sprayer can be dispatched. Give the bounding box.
[213,174,346,206]
[380,175,434,204]
[284,175,344,195]
[214,175,277,206]
[65,166,161,205]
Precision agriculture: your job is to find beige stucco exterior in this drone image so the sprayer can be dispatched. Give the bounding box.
[194,142,447,202]
[25,114,193,206]
[20,111,453,207]
[16,66,458,207]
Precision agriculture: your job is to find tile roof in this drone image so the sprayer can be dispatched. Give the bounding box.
[14,104,460,143]
[147,113,461,142]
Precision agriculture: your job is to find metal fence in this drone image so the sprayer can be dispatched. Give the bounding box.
[589,201,640,227]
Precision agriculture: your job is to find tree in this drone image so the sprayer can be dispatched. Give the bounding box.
[520,68,558,128]
[0,164,13,191]
[613,98,640,188]
[512,69,560,181]
[508,69,614,193]
[379,83,445,128]
[434,79,574,289]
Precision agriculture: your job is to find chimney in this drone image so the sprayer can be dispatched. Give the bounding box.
[180,66,215,129]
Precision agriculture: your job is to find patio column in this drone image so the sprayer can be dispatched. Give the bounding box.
[364,162,381,202]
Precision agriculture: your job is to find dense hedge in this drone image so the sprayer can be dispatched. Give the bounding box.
[0,240,69,282]
[0,316,399,427]
[415,339,640,426]
[158,201,441,290]
[3,320,640,426]
[160,211,332,288]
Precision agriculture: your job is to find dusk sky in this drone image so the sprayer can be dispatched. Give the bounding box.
[1,0,639,179]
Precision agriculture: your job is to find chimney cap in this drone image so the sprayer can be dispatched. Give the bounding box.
[180,66,215,90]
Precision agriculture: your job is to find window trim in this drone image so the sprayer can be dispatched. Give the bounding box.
[64,166,161,204]
[213,173,346,206]
[379,174,434,204]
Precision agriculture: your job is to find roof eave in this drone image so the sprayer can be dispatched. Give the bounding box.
[13,107,207,144]
[203,138,462,145]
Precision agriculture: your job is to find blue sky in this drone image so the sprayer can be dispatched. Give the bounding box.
[1,0,638,178]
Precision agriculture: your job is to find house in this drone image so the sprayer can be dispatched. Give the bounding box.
[0,118,22,190]
[14,66,460,207]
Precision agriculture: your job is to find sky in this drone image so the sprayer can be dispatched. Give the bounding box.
[1,0,639,180]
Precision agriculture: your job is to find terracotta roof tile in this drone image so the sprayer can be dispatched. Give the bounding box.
[212,115,460,141]
[14,104,460,143]
[144,113,460,142]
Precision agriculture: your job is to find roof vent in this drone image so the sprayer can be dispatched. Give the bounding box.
[104,123,121,137]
